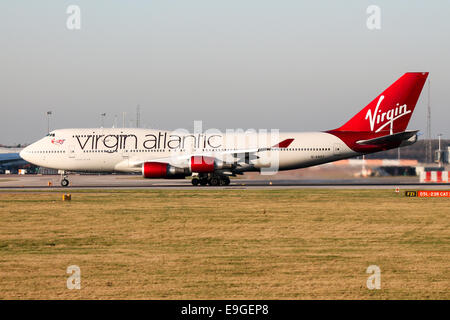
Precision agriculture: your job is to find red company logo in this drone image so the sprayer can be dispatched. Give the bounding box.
[365,95,411,134]
[51,138,65,145]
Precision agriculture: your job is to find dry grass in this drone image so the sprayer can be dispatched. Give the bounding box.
[0,189,448,299]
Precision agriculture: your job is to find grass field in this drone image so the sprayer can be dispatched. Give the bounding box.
[0,189,448,299]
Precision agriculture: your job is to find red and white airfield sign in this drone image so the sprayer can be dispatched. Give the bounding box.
[420,171,449,183]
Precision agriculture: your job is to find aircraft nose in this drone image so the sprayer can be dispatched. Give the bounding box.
[19,146,30,161]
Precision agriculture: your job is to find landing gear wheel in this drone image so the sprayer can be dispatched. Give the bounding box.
[192,178,200,186]
[209,176,220,186]
[61,179,69,187]
[199,178,208,186]
[222,176,230,186]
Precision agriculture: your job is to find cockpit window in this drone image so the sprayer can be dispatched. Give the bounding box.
[46,133,56,137]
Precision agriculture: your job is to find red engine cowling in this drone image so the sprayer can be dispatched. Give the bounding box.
[189,156,233,173]
[143,162,168,178]
[190,156,216,173]
[142,162,187,178]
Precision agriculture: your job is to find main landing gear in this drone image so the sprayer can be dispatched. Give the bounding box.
[191,174,231,186]
[60,171,70,187]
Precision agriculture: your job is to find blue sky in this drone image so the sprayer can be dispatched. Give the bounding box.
[1,1,449,144]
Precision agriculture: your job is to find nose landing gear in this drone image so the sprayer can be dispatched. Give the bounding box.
[60,171,70,187]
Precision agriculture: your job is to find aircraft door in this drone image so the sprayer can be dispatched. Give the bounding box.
[121,147,129,167]
[333,143,343,155]
[67,145,76,159]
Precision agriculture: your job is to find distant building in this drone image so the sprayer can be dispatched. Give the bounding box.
[447,147,450,163]
[0,147,38,174]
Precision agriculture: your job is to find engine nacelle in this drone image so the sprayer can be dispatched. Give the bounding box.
[142,162,188,179]
[190,156,233,173]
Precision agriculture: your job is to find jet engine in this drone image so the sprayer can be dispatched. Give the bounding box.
[142,162,188,179]
[190,156,233,173]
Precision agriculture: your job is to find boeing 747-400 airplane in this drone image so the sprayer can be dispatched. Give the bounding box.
[20,72,428,186]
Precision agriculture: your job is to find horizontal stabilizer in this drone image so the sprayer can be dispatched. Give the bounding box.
[356,130,419,145]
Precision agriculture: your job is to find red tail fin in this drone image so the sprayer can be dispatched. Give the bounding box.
[336,72,428,134]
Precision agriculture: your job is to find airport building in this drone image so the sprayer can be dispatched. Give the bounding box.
[0,147,38,174]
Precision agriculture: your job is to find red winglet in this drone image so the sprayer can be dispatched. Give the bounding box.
[272,138,294,148]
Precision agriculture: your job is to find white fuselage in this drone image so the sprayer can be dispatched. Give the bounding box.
[20,128,357,174]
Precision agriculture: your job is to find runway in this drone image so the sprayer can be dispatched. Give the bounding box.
[0,174,449,190]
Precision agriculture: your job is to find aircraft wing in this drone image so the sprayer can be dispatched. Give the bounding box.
[128,138,295,168]
[128,149,259,168]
